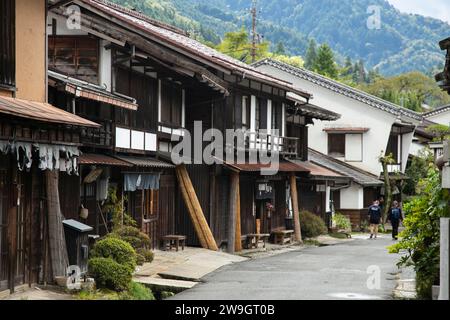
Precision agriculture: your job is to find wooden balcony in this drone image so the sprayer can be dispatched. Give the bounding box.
[241,131,299,156]
[81,119,113,148]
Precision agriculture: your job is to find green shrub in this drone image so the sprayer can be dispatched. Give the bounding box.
[119,281,155,300]
[111,226,151,250]
[88,257,132,291]
[299,211,328,238]
[90,237,137,272]
[389,167,449,299]
[137,248,154,263]
[333,213,352,231]
[136,254,145,266]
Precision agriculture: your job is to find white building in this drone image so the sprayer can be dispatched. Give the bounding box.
[254,59,422,222]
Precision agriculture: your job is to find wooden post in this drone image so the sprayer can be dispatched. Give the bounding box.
[234,174,242,252]
[290,173,302,243]
[45,170,69,279]
[228,171,239,254]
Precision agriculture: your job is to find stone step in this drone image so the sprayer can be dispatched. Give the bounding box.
[134,277,197,294]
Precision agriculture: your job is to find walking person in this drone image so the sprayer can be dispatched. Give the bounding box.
[387,201,403,240]
[368,200,382,239]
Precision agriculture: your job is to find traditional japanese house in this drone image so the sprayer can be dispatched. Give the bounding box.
[254,59,423,227]
[48,0,340,252]
[0,0,100,294]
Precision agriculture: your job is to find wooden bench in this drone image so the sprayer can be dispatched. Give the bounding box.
[244,234,271,249]
[272,229,294,245]
[161,235,186,252]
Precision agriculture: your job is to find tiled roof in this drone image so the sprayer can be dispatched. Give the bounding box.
[224,160,310,173]
[114,155,175,169]
[79,153,133,167]
[253,59,423,121]
[308,149,383,187]
[75,0,312,99]
[288,159,347,180]
[286,93,340,121]
[0,96,100,127]
[423,104,450,118]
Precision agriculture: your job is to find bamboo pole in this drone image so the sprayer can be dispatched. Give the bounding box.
[290,173,302,243]
[234,174,242,252]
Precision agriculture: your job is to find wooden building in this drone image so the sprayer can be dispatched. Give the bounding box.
[0,0,100,294]
[46,0,343,252]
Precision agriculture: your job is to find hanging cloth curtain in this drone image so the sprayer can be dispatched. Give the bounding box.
[124,173,161,192]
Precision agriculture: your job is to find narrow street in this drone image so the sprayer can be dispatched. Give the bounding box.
[173,235,403,300]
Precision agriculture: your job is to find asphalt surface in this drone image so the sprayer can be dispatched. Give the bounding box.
[172,234,401,300]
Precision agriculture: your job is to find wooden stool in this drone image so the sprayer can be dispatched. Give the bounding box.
[161,235,186,252]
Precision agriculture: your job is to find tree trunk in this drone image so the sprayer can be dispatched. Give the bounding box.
[290,174,302,243]
[381,159,392,224]
[45,170,69,279]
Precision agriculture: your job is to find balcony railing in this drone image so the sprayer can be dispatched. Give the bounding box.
[81,120,113,148]
[387,163,402,173]
[241,131,299,156]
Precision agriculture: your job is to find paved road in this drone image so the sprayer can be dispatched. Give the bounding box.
[173,235,401,300]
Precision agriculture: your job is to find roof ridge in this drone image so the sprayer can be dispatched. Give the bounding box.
[254,58,423,121]
[85,0,189,36]
[422,104,450,117]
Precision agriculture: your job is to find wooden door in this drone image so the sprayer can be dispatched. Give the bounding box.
[0,161,27,293]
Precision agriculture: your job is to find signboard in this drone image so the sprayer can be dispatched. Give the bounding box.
[256,181,274,200]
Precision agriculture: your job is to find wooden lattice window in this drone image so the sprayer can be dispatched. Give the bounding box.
[160,81,182,127]
[0,0,15,88]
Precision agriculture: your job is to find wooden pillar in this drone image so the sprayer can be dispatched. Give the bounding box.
[228,171,239,254]
[290,173,302,243]
[234,174,242,252]
[45,170,69,279]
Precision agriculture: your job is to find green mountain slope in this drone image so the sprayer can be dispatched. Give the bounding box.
[110,0,449,76]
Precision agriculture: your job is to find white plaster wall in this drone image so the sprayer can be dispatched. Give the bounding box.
[345,133,363,162]
[402,132,414,172]
[48,12,89,36]
[255,65,402,176]
[410,140,426,157]
[99,40,112,90]
[427,111,450,126]
[340,183,364,209]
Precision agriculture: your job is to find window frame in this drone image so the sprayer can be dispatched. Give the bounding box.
[0,0,16,89]
[328,133,346,158]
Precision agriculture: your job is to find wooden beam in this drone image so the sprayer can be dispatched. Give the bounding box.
[290,173,302,243]
[176,165,218,251]
[228,171,239,253]
[234,174,242,252]
[45,170,69,279]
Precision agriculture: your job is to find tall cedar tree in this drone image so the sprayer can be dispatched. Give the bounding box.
[313,44,338,79]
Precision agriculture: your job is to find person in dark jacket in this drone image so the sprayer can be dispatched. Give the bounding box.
[387,201,403,240]
[368,200,382,239]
